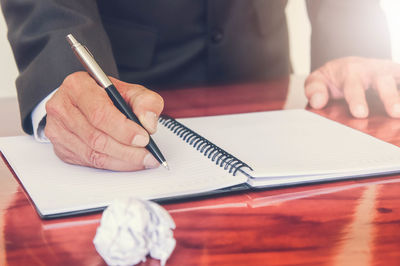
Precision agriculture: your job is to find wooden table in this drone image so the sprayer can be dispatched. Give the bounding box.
[1,76,400,265]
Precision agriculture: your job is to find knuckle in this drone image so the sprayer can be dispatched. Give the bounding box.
[63,71,86,86]
[148,89,164,105]
[345,56,359,63]
[340,56,360,67]
[134,90,149,102]
[124,85,144,99]
[138,90,164,111]
[153,92,164,110]
[346,64,361,73]
[88,150,107,169]
[343,58,363,72]
[62,72,89,95]
[88,130,108,152]
[133,84,147,92]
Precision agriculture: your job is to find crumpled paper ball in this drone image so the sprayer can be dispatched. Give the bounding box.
[93,198,176,266]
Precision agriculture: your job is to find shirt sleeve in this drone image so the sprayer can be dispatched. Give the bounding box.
[1,0,119,135]
[31,89,57,142]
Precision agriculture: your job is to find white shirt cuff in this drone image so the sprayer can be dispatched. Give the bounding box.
[31,89,58,142]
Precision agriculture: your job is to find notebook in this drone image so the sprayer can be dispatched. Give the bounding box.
[1,109,400,219]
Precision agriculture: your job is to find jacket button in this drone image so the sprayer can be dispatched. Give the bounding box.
[211,30,223,43]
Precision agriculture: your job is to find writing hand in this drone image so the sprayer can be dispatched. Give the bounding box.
[44,72,164,171]
[304,57,400,118]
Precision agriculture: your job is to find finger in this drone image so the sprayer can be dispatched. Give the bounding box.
[374,75,400,118]
[45,115,81,165]
[47,114,158,171]
[343,75,369,118]
[60,103,159,167]
[304,71,330,109]
[62,72,150,147]
[46,94,159,169]
[112,78,164,134]
[45,114,93,166]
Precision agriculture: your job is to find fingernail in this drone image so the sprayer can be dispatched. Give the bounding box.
[310,93,325,109]
[143,153,159,169]
[141,112,158,133]
[353,104,368,118]
[131,134,148,147]
[391,103,400,117]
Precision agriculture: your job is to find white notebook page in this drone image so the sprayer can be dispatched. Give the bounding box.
[177,110,400,186]
[0,124,247,217]
[3,109,400,217]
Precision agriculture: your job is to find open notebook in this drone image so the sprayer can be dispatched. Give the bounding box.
[1,109,400,219]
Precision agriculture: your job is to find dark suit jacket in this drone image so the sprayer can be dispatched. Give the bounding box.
[0,0,391,134]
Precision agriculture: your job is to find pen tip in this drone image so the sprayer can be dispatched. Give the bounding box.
[162,162,170,170]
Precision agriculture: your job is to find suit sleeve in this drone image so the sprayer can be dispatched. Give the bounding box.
[306,0,391,71]
[1,0,119,134]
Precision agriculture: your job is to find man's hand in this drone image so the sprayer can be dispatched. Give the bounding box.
[305,57,400,118]
[44,72,164,171]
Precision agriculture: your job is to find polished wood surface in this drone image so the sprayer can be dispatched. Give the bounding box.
[1,76,400,265]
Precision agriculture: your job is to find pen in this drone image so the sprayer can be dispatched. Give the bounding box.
[66,34,169,170]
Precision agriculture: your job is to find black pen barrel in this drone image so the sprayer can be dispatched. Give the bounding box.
[105,85,167,166]
[105,85,140,124]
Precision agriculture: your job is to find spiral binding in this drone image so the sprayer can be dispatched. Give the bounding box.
[159,115,253,176]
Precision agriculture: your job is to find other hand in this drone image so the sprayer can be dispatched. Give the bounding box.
[305,57,400,118]
[45,71,164,171]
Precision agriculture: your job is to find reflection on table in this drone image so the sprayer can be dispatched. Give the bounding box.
[1,76,400,265]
